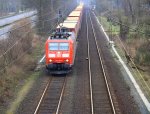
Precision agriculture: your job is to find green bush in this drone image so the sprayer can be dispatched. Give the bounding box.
[135,42,150,65]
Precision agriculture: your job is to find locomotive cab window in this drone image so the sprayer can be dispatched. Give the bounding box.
[59,43,69,50]
[49,43,59,50]
[49,42,69,51]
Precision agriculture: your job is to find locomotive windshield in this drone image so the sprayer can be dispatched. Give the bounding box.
[49,43,59,50]
[49,42,69,51]
[59,43,69,50]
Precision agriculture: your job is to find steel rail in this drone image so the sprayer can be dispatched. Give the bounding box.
[85,10,94,114]
[55,77,67,114]
[34,78,52,114]
[34,76,67,114]
[88,10,117,114]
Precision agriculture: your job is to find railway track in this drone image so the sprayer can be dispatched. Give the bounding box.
[34,9,118,114]
[85,9,117,114]
[34,76,67,114]
[15,8,141,114]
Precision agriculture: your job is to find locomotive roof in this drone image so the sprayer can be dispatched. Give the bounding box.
[48,32,74,40]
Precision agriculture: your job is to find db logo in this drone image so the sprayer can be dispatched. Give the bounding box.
[57,52,61,57]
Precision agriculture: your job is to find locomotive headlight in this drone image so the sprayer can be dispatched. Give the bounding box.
[49,54,55,57]
[65,59,69,62]
[62,54,69,57]
[49,59,52,62]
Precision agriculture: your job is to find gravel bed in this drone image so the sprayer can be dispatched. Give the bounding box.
[87,12,114,114]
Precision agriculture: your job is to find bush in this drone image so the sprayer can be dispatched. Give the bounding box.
[135,42,150,66]
[0,18,38,107]
[0,19,34,73]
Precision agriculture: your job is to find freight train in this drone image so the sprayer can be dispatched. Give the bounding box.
[45,4,84,74]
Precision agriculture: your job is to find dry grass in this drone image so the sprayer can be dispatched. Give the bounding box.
[126,38,147,58]
[0,18,44,113]
[100,13,150,102]
[6,72,40,114]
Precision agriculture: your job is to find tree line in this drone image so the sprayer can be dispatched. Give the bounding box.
[95,0,150,66]
[95,0,150,38]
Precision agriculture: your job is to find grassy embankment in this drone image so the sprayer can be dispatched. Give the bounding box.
[99,16,150,100]
[0,19,45,114]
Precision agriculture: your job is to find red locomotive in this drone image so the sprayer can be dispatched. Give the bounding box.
[45,4,84,74]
